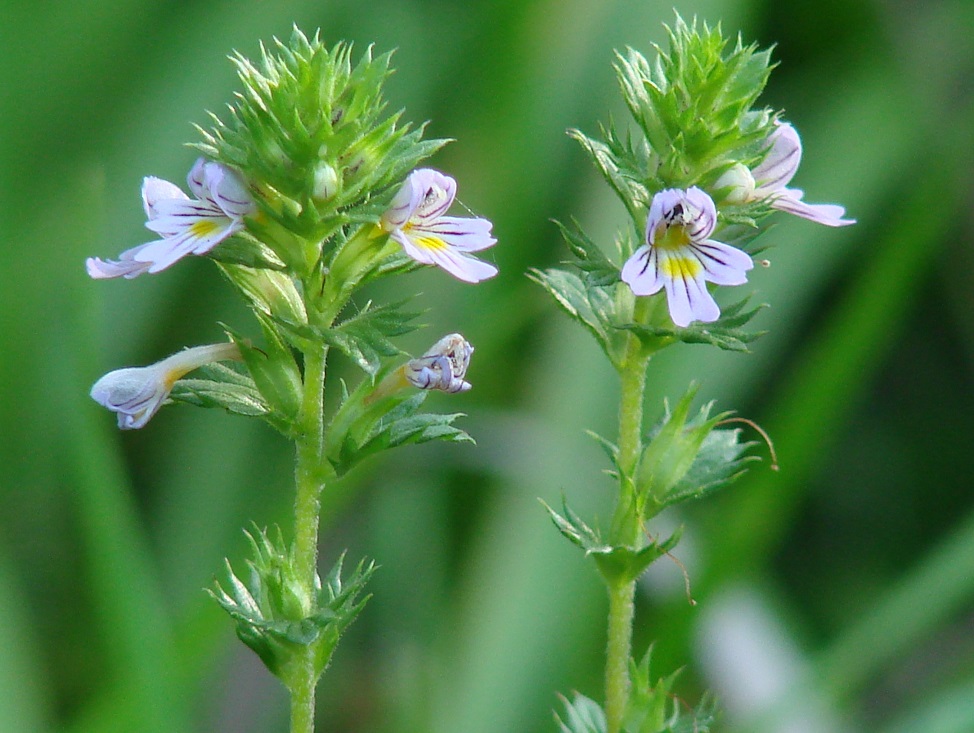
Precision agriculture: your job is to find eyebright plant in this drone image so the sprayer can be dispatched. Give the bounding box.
[532,15,853,733]
[86,28,496,733]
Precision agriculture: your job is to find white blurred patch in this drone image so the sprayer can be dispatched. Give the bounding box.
[694,585,850,733]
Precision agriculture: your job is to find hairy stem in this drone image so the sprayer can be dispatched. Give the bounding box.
[290,343,329,733]
[605,579,637,733]
[605,298,653,733]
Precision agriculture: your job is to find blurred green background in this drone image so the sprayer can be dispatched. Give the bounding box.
[2,1,973,732]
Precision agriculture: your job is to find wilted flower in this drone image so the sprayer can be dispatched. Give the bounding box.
[403,333,474,393]
[716,121,855,227]
[622,187,753,327]
[367,333,474,404]
[90,342,241,429]
[86,158,255,279]
[380,169,497,283]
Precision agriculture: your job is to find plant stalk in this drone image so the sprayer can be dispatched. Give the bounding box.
[605,297,653,733]
[290,342,329,733]
[605,579,637,733]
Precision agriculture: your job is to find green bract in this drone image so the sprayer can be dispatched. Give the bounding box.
[555,649,717,733]
[634,385,757,516]
[211,527,374,685]
[574,16,776,215]
[191,31,440,293]
[197,28,447,247]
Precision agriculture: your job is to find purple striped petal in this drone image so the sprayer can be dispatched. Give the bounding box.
[771,190,856,227]
[691,239,754,286]
[621,245,665,296]
[86,242,155,280]
[418,216,496,252]
[752,122,802,191]
[142,177,188,220]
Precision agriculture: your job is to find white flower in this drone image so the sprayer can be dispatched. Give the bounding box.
[90,342,240,429]
[716,121,855,227]
[86,158,255,279]
[403,333,474,393]
[621,187,754,328]
[380,169,497,283]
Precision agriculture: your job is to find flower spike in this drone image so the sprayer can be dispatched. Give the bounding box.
[90,342,241,429]
[622,187,754,327]
[86,158,256,279]
[717,121,855,227]
[380,169,498,283]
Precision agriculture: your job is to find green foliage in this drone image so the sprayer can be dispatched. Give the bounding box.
[327,387,473,477]
[227,319,305,429]
[196,27,447,245]
[529,267,628,369]
[534,256,767,360]
[555,650,717,733]
[316,299,422,377]
[624,649,717,733]
[218,263,307,324]
[556,693,607,733]
[210,527,374,684]
[635,385,756,510]
[611,15,775,191]
[543,383,757,587]
[557,219,624,287]
[543,498,682,585]
[620,296,768,353]
[169,362,271,418]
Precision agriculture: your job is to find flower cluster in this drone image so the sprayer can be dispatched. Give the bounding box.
[87,157,495,428]
[623,121,853,327]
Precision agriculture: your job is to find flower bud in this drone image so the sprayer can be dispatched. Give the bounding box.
[312,160,341,202]
[713,163,756,205]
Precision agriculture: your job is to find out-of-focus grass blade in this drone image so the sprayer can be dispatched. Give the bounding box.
[706,104,974,578]
[880,678,974,733]
[426,318,615,733]
[713,101,974,732]
[0,553,51,733]
[818,503,974,701]
[58,169,185,733]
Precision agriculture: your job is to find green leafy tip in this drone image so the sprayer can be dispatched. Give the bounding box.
[555,647,718,733]
[195,26,448,240]
[636,384,760,517]
[210,526,375,684]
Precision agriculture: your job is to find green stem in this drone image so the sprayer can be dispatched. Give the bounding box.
[290,343,329,733]
[289,670,317,733]
[605,579,637,733]
[605,297,653,733]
